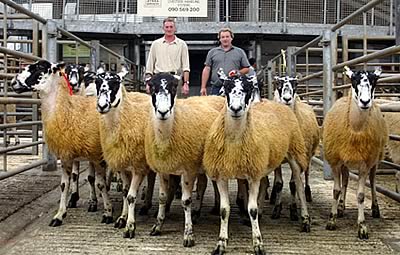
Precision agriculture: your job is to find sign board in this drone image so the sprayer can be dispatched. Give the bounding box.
[137,0,207,17]
[63,44,91,58]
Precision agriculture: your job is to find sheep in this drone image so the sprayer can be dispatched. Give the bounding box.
[64,63,97,97]
[270,76,319,219]
[95,67,156,238]
[145,73,223,247]
[203,74,311,255]
[11,60,113,226]
[323,67,388,239]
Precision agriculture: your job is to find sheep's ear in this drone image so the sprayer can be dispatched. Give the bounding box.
[97,66,105,75]
[117,66,129,80]
[344,66,353,79]
[51,62,65,74]
[84,64,90,72]
[173,74,181,81]
[374,66,382,77]
[274,76,280,81]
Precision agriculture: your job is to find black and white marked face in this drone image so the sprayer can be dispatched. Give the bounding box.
[11,60,52,93]
[345,68,381,110]
[274,76,298,106]
[65,64,85,92]
[148,73,179,121]
[95,72,123,114]
[223,76,254,119]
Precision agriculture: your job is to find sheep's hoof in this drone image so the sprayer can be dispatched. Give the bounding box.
[301,216,311,233]
[123,227,135,239]
[210,206,220,216]
[358,223,369,239]
[305,185,312,202]
[254,245,266,255]
[372,204,380,218]
[88,200,97,212]
[139,205,151,216]
[15,140,20,145]
[49,218,62,227]
[192,210,201,225]
[67,192,80,208]
[289,203,299,221]
[269,186,277,205]
[326,215,337,231]
[101,215,113,224]
[211,243,226,255]
[183,235,195,247]
[114,217,127,229]
[271,203,282,219]
[150,224,162,236]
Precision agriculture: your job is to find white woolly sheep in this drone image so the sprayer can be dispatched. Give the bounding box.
[203,75,311,255]
[323,67,388,239]
[270,76,320,219]
[145,73,223,247]
[12,60,113,227]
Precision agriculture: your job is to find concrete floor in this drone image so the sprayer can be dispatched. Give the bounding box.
[0,156,399,255]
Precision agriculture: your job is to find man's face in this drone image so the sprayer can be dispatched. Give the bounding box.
[219,31,233,47]
[163,21,176,36]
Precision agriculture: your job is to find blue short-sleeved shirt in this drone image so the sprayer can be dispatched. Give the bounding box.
[205,46,250,88]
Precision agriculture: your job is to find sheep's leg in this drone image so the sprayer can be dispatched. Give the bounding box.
[212,179,230,255]
[248,178,265,255]
[287,157,310,232]
[237,179,250,226]
[115,171,130,229]
[150,173,169,236]
[289,173,299,221]
[304,163,312,202]
[326,165,341,231]
[139,170,156,215]
[181,172,196,247]
[12,127,20,145]
[270,167,282,205]
[210,180,220,215]
[67,160,80,208]
[87,162,98,212]
[357,168,369,239]
[115,171,123,192]
[257,176,268,218]
[166,175,180,213]
[49,160,72,227]
[123,171,145,239]
[264,176,270,200]
[105,168,113,192]
[369,165,380,218]
[271,166,283,219]
[338,165,349,218]
[95,163,113,224]
[192,173,207,224]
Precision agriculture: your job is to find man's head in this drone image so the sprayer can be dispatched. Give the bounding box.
[249,58,256,68]
[218,27,233,48]
[163,17,176,37]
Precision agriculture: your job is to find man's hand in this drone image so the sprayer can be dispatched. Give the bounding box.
[200,87,207,96]
[228,70,238,77]
[182,82,189,96]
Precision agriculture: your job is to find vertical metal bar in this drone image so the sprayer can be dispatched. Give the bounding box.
[77,0,80,20]
[124,0,128,24]
[225,0,229,22]
[134,41,140,81]
[41,24,48,59]
[397,0,400,44]
[282,0,287,33]
[305,48,309,103]
[215,0,220,22]
[90,40,100,72]
[275,0,279,22]
[256,40,261,71]
[32,20,39,56]
[371,8,375,26]
[336,0,341,23]
[323,0,327,24]
[322,29,333,180]
[2,3,8,171]
[75,42,79,64]
[31,91,38,155]
[254,0,259,22]
[115,0,119,24]
[62,0,66,27]
[390,0,394,35]
[286,46,296,76]
[363,12,367,70]
[341,35,349,94]
[267,61,273,100]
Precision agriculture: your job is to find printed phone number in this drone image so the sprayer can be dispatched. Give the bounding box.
[168,7,200,12]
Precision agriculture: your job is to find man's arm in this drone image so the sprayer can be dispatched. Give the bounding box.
[201,66,211,96]
[182,70,190,96]
[239,67,250,75]
[181,42,190,96]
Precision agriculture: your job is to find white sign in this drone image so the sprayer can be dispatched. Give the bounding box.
[137,0,207,17]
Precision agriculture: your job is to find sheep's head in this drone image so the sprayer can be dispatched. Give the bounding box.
[345,66,381,110]
[95,68,128,114]
[222,75,254,119]
[274,76,298,106]
[65,64,85,93]
[11,60,53,93]
[148,73,179,121]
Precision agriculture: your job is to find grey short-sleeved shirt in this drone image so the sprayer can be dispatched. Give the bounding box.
[205,46,250,87]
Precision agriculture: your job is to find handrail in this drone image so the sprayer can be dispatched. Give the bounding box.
[0,0,47,24]
[0,46,42,61]
[57,27,92,49]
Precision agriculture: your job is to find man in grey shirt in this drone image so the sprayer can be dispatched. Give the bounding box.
[200,28,250,96]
